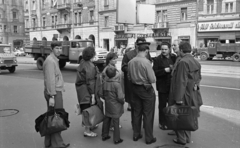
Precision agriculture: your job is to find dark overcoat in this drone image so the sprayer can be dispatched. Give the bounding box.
[168,54,203,114]
[153,54,176,93]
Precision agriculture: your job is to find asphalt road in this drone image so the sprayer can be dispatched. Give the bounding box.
[0,58,240,148]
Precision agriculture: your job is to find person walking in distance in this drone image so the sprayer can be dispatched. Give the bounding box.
[128,45,156,145]
[168,42,203,145]
[153,42,176,130]
[43,41,70,148]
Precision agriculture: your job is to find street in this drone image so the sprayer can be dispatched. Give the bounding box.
[0,57,240,148]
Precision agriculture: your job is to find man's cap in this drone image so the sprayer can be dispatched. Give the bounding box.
[138,45,148,52]
[135,37,150,46]
[137,42,150,46]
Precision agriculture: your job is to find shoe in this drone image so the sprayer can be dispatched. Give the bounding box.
[146,137,156,145]
[90,124,99,130]
[114,139,123,144]
[173,139,186,145]
[133,134,143,141]
[159,124,167,130]
[167,130,176,135]
[84,131,98,137]
[59,143,70,148]
[102,135,111,141]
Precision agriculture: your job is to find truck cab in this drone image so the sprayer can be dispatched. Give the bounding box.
[0,44,18,73]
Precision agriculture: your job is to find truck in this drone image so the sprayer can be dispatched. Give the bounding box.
[199,42,240,62]
[0,44,18,73]
[24,39,96,70]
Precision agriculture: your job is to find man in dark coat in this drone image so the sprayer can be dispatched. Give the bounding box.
[168,42,203,145]
[153,42,176,130]
[121,37,152,128]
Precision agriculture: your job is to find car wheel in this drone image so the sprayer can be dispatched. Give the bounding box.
[200,53,208,61]
[8,66,16,73]
[36,57,45,70]
[232,53,240,62]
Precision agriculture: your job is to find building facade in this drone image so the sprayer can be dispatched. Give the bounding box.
[0,0,26,46]
[25,0,99,47]
[197,0,240,47]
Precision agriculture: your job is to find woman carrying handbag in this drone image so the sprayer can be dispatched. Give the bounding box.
[75,46,102,137]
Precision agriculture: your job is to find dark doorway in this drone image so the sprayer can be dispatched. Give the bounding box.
[33,37,37,41]
[103,39,109,51]
[63,36,69,41]
[52,37,58,41]
[42,37,47,41]
[89,34,95,46]
[75,35,81,39]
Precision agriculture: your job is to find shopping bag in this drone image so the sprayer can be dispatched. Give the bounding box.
[163,105,199,131]
[82,105,104,127]
[39,111,67,137]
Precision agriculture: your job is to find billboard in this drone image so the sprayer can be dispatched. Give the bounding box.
[198,20,240,32]
[137,4,155,24]
[117,0,136,24]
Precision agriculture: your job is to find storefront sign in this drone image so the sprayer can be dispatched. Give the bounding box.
[115,32,171,39]
[178,36,190,39]
[198,21,240,32]
[115,34,135,39]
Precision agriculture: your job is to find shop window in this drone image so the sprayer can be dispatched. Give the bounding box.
[180,8,187,21]
[207,0,214,14]
[225,2,233,13]
[104,16,109,27]
[229,40,235,43]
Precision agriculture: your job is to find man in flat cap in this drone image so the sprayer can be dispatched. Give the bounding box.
[121,37,152,130]
[128,44,156,145]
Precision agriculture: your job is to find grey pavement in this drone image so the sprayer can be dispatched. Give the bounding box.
[0,68,240,148]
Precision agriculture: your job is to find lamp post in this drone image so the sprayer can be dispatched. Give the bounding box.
[71,0,74,40]
[196,0,199,48]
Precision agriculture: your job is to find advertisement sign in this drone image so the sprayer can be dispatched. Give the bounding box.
[115,32,171,39]
[198,21,240,32]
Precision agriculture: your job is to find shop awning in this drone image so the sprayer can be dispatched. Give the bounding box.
[154,37,172,39]
[220,34,235,40]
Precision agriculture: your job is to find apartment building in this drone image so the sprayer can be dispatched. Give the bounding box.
[25,0,99,46]
[0,0,25,46]
[197,0,240,47]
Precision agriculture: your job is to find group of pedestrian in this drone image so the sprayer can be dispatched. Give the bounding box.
[41,37,202,148]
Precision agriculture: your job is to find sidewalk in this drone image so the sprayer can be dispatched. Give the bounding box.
[0,75,239,148]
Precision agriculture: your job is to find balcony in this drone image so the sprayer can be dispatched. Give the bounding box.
[114,24,125,32]
[57,3,71,11]
[31,10,37,16]
[152,22,168,29]
[25,28,30,33]
[56,23,71,33]
[73,2,83,9]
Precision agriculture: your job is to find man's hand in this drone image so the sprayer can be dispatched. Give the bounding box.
[91,94,96,105]
[165,67,171,73]
[49,97,55,107]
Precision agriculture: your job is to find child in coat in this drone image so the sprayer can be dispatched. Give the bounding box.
[100,66,124,144]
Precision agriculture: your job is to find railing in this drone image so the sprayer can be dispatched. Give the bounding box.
[57,3,71,10]
[114,24,125,31]
[73,2,83,9]
[152,22,168,29]
[31,10,36,15]
[56,24,71,29]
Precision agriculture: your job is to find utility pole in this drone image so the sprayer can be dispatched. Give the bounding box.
[71,0,74,40]
[196,0,199,48]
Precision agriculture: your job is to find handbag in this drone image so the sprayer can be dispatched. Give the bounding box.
[163,105,199,131]
[82,105,104,127]
[39,109,67,137]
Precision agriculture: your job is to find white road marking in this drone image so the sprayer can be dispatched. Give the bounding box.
[201,84,240,91]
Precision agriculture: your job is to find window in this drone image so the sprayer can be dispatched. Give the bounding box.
[4,25,6,32]
[78,12,82,24]
[104,16,109,27]
[55,15,57,25]
[74,13,77,25]
[52,16,54,27]
[225,2,233,13]
[156,10,167,23]
[26,19,29,28]
[181,8,187,21]
[32,1,36,10]
[13,26,17,33]
[104,0,109,6]
[32,18,36,28]
[13,11,17,19]
[64,14,68,23]
[207,0,214,14]
[42,17,46,28]
[90,10,94,21]
[42,0,45,8]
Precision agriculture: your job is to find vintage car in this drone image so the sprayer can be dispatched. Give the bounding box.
[0,44,18,73]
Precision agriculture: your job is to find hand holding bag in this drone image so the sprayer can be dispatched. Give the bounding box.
[39,109,67,137]
[82,105,104,127]
[163,105,199,131]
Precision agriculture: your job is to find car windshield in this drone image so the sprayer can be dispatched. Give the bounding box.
[71,41,93,48]
[0,46,11,53]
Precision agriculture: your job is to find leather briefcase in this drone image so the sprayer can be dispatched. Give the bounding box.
[163,105,199,131]
[82,105,104,127]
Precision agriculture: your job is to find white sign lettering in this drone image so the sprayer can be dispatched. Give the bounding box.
[198,21,240,32]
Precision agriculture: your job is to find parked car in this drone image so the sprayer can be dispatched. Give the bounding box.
[94,47,109,61]
[14,49,26,56]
